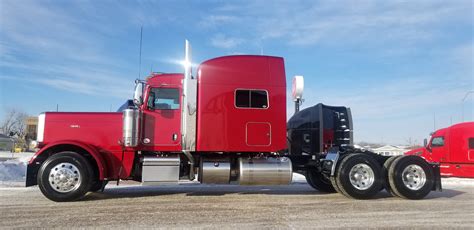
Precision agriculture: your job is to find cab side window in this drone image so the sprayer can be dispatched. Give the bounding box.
[148,88,180,110]
[431,137,444,147]
[469,138,474,149]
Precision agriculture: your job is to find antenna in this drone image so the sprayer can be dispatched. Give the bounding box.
[138,26,143,79]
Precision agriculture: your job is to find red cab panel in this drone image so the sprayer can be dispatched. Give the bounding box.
[196,55,287,152]
[246,122,271,146]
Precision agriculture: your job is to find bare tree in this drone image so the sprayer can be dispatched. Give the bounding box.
[0,108,28,138]
[405,137,422,149]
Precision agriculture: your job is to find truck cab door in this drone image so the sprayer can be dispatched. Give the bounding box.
[142,87,182,151]
[430,136,447,162]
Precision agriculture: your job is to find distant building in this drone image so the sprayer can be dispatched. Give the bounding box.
[0,133,14,151]
[26,116,38,140]
[373,145,408,156]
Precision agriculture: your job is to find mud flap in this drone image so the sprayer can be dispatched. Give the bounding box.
[26,162,40,187]
[431,163,442,191]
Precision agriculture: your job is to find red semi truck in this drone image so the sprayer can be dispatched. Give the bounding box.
[26,41,441,201]
[405,122,474,178]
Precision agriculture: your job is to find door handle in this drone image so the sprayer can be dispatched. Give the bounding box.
[172,133,178,141]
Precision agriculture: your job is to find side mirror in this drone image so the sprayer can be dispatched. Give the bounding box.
[292,75,304,101]
[133,81,144,106]
[423,138,428,147]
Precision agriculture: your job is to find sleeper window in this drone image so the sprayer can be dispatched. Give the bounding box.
[235,90,250,107]
[235,90,268,109]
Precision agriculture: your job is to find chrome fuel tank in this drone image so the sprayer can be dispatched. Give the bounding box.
[238,157,292,185]
[199,158,231,184]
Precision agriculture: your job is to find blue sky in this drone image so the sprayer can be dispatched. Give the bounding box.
[0,0,472,145]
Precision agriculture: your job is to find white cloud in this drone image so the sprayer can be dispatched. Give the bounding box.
[198,15,239,28]
[451,43,474,78]
[0,0,140,100]
[201,1,471,48]
[210,34,244,49]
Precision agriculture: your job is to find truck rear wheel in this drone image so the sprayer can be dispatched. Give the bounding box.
[330,154,350,196]
[37,151,93,202]
[383,156,402,196]
[388,155,434,200]
[330,176,344,195]
[336,153,383,199]
[305,169,336,193]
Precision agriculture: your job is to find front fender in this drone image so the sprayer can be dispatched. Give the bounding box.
[26,140,107,187]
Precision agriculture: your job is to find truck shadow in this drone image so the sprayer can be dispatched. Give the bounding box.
[84,183,320,201]
[82,183,466,201]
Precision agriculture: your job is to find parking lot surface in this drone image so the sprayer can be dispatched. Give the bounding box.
[0,179,473,229]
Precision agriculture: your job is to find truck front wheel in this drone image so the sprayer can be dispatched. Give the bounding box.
[388,155,434,200]
[335,153,383,199]
[305,169,336,193]
[37,151,93,202]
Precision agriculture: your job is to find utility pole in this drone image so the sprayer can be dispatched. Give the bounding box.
[462,90,474,122]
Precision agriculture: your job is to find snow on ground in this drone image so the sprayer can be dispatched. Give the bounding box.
[0,160,27,181]
[0,152,33,186]
[293,173,306,182]
[0,151,34,162]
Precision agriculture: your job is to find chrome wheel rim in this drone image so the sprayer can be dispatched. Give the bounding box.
[402,164,426,190]
[48,163,81,193]
[349,163,375,190]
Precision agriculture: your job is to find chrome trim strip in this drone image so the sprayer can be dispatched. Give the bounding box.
[37,113,46,142]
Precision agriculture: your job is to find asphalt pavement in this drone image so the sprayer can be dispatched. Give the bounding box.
[0,180,473,229]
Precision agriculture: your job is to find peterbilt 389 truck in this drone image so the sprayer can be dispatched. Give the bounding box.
[26,41,441,202]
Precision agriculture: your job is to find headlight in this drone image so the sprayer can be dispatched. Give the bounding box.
[30,140,38,149]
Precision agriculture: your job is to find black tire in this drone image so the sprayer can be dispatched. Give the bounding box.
[37,151,93,202]
[383,156,402,196]
[305,169,336,193]
[90,180,107,192]
[330,174,345,195]
[336,153,383,199]
[388,155,434,200]
[330,154,350,196]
